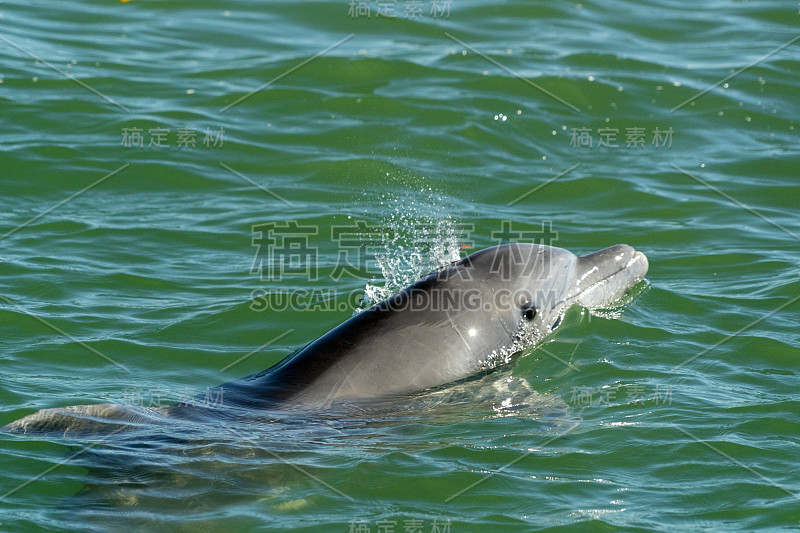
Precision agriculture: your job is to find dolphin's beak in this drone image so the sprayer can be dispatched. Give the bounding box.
[573,244,649,309]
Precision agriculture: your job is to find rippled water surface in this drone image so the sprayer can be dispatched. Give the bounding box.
[1,0,799,531]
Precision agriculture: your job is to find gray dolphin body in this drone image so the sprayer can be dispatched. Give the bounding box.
[217,242,648,408]
[3,243,648,432]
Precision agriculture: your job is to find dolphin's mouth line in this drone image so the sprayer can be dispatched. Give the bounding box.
[547,250,647,318]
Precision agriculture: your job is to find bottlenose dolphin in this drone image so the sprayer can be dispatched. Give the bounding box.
[219,242,648,408]
[3,242,648,433]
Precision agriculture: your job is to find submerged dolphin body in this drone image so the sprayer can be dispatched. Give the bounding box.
[3,243,648,433]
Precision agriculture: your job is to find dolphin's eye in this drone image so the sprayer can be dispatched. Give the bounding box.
[551,316,562,329]
[523,305,537,321]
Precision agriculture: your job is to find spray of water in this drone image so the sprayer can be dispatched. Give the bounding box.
[357,184,468,312]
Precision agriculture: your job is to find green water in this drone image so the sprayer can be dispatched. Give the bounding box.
[1,0,799,530]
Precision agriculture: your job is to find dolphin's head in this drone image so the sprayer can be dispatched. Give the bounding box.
[476,243,648,339]
[530,244,648,335]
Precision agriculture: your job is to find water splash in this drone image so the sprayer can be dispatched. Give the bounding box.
[357,185,468,311]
